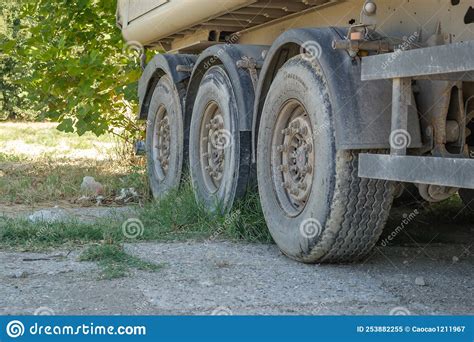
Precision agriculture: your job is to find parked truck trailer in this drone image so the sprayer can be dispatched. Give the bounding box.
[117,0,474,263]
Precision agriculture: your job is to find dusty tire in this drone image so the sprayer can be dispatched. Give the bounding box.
[146,75,184,198]
[189,65,249,213]
[257,55,395,263]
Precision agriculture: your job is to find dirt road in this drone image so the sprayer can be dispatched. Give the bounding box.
[1,241,472,316]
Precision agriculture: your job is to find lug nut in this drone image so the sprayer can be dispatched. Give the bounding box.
[290,121,300,129]
[290,188,300,196]
[299,127,308,135]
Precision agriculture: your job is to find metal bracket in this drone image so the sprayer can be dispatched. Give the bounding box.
[236,56,263,92]
[140,50,147,71]
[332,24,392,57]
[176,64,194,73]
[359,154,474,190]
[391,78,412,155]
[359,41,474,190]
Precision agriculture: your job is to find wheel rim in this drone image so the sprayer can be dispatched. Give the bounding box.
[199,101,226,194]
[271,99,314,216]
[152,105,171,181]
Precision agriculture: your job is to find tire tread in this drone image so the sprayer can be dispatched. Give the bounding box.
[317,151,395,263]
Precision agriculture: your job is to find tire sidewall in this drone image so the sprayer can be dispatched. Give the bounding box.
[146,75,184,198]
[257,56,337,259]
[189,66,240,212]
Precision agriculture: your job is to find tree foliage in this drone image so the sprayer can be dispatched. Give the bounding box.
[0,1,31,120]
[2,0,142,136]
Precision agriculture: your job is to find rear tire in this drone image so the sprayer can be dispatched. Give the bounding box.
[146,75,185,198]
[257,55,395,263]
[189,66,250,213]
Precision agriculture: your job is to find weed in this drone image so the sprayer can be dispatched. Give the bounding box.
[79,243,162,279]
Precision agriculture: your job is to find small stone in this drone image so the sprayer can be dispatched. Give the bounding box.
[77,196,92,204]
[452,256,459,263]
[80,176,104,195]
[415,276,426,286]
[96,196,105,206]
[28,209,67,223]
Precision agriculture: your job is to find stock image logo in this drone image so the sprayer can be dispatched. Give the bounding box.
[389,307,411,316]
[211,129,233,150]
[299,218,323,239]
[122,218,145,239]
[211,306,233,316]
[300,41,322,62]
[122,40,144,56]
[390,129,411,150]
[6,320,25,338]
[34,307,55,316]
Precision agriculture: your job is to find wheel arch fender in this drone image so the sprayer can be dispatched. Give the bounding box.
[138,53,197,120]
[184,44,269,134]
[251,27,422,159]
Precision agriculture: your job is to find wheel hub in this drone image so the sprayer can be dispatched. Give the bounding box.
[273,101,314,214]
[201,102,226,191]
[153,107,171,177]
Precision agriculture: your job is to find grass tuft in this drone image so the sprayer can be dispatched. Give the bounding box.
[79,243,163,279]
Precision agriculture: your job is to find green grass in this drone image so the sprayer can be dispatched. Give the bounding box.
[0,180,271,249]
[0,178,271,278]
[133,181,272,243]
[79,244,163,279]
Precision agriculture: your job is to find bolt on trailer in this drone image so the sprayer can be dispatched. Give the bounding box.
[117,0,474,263]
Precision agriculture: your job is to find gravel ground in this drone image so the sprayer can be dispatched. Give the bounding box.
[0,241,472,316]
[0,206,135,223]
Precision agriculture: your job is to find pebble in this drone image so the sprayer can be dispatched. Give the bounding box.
[415,276,426,286]
[80,176,104,195]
